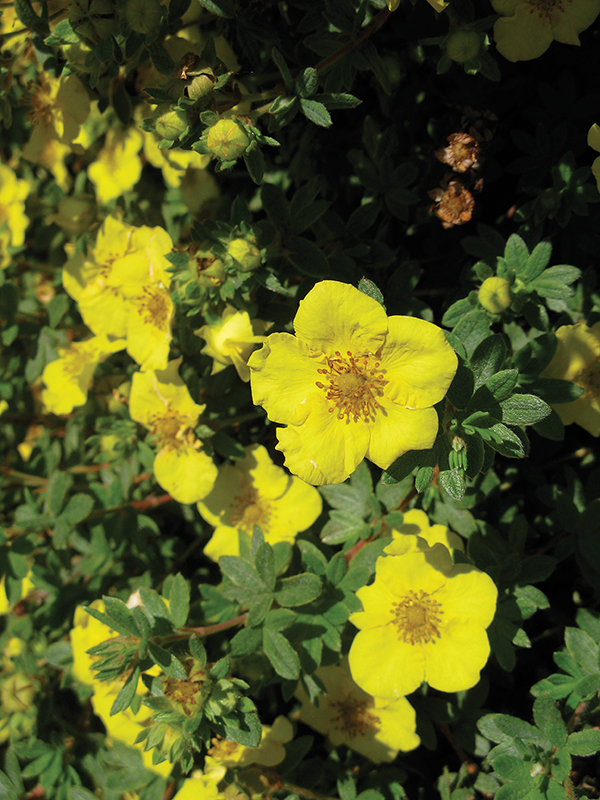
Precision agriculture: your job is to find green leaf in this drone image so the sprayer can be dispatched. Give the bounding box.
[521,240,552,281]
[295,67,318,98]
[300,98,332,127]
[286,235,329,277]
[565,627,599,675]
[220,556,266,593]
[210,431,247,460]
[566,729,600,756]
[14,0,49,35]
[110,666,140,715]
[478,713,544,744]
[492,755,532,781]
[551,747,571,783]
[47,294,69,328]
[494,781,537,800]
[381,449,426,484]
[147,643,188,679]
[447,360,475,410]
[44,471,73,517]
[244,147,265,185]
[102,597,140,637]
[84,605,131,637]
[264,608,297,631]
[230,627,262,655]
[470,335,507,388]
[504,234,530,276]
[525,378,583,405]
[275,573,322,607]
[262,628,300,679]
[62,493,94,524]
[453,310,491,357]
[169,573,190,629]
[317,93,361,109]
[254,542,276,591]
[532,693,567,747]
[357,278,385,308]
[438,468,466,500]
[500,394,551,426]
[272,47,293,90]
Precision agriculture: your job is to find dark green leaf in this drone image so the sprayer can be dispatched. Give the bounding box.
[275,573,322,607]
[357,278,385,308]
[532,693,567,747]
[470,335,507,388]
[169,573,190,629]
[262,628,300,679]
[299,98,332,127]
[110,666,140,715]
[147,643,188,680]
[501,394,551,426]
[220,556,266,592]
[486,369,519,401]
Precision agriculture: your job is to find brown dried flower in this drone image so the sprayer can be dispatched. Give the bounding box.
[435,133,480,173]
[429,180,475,228]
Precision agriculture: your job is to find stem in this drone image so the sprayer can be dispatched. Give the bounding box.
[164,613,249,642]
[566,699,590,734]
[315,7,391,74]
[0,466,47,486]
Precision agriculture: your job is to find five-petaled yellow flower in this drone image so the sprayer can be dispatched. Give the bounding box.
[88,127,144,205]
[129,359,217,504]
[248,281,458,486]
[295,660,419,762]
[541,321,600,436]
[41,334,126,415]
[348,543,497,700]
[197,444,322,560]
[491,0,600,62]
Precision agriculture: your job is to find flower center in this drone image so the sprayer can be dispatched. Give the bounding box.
[61,346,89,375]
[328,697,378,738]
[315,351,388,422]
[577,359,600,398]
[392,590,443,645]
[207,736,242,761]
[136,286,171,328]
[527,0,571,20]
[230,485,272,532]
[149,409,189,450]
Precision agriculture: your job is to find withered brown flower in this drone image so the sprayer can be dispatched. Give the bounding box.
[435,133,480,173]
[429,180,475,228]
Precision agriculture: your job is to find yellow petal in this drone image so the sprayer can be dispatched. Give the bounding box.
[293,281,388,356]
[154,446,217,504]
[348,624,425,699]
[422,619,491,692]
[493,7,554,62]
[204,525,244,560]
[77,281,131,338]
[435,566,497,628]
[197,464,247,527]
[126,287,173,371]
[249,333,319,426]
[130,359,205,428]
[552,0,600,44]
[276,403,370,485]
[381,316,458,409]
[268,475,323,539]
[366,399,439,469]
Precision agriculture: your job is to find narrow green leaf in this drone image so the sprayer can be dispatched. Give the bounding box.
[110,666,140,715]
[169,573,190,629]
[262,628,300,679]
[300,98,332,127]
[147,643,188,680]
[254,543,276,591]
[103,597,140,637]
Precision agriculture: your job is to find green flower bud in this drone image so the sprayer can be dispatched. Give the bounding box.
[69,0,116,43]
[446,29,481,63]
[153,103,188,141]
[227,237,261,272]
[124,0,163,33]
[478,276,512,314]
[51,195,96,235]
[186,71,216,102]
[206,119,250,162]
[193,249,226,288]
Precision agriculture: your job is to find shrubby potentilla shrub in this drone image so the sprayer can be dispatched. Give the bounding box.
[2,0,600,798]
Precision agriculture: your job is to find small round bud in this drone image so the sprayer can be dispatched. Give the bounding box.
[51,195,96,235]
[446,29,481,63]
[153,103,188,141]
[478,276,512,314]
[124,0,163,33]
[186,71,216,102]
[227,237,261,272]
[206,119,250,162]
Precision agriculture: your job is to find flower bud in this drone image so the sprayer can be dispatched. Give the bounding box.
[206,119,250,162]
[186,71,216,102]
[124,0,163,33]
[446,29,481,63]
[227,237,261,272]
[51,195,96,235]
[478,276,512,314]
[153,103,189,141]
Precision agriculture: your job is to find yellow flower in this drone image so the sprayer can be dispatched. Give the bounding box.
[173,771,223,800]
[540,321,600,436]
[70,600,117,685]
[588,124,600,193]
[388,509,464,555]
[62,216,174,370]
[204,716,293,781]
[295,660,419,762]
[129,359,217,504]
[0,573,35,615]
[0,163,30,269]
[196,307,271,382]
[41,334,126,415]
[491,0,600,62]
[88,127,144,204]
[248,280,458,486]
[197,444,322,560]
[348,544,497,699]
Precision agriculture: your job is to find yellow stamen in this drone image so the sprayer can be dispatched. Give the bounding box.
[328,696,378,738]
[315,350,388,422]
[136,286,170,328]
[230,484,273,531]
[392,590,443,645]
